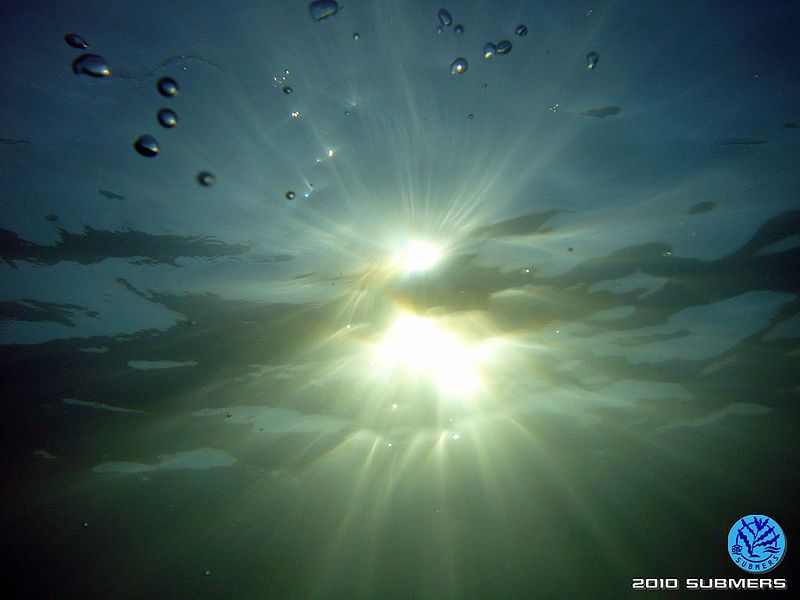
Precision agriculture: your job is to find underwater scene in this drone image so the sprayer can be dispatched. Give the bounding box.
[1,1,799,598]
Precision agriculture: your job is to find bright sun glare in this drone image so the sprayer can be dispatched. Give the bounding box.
[400,241,442,273]
[374,313,481,396]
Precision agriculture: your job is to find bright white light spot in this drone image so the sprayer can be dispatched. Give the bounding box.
[452,433,460,440]
[391,403,398,411]
[327,149,335,158]
[290,111,301,118]
[387,443,393,447]
[400,241,442,273]
[374,314,480,395]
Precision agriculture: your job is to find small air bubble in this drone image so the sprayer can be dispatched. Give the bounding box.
[353,32,360,41]
[454,24,464,34]
[496,40,512,55]
[450,57,468,75]
[72,54,110,77]
[134,135,159,157]
[197,171,215,186]
[64,33,89,49]
[157,77,179,97]
[515,24,528,37]
[157,108,178,128]
[309,0,339,21]
[285,191,296,200]
[438,9,453,27]
[483,42,496,59]
[283,85,293,94]
[586,51,599,70]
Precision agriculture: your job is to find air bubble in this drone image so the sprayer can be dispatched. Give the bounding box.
[64,33,89,49]
[515,24,528,37]
[436,26,443,35]
[353,32,360,41]
[157,77,179,97]
[496,40,512,55]
[72,54,110,77]
[450,57,468,75]
[438,9,452,27]
[134,135,159,157]
[157,108,178,128]
[283,85,293,94]
[309,0,339,21]
[197,171,215,186]
[586,51,599,70]
[285,191,296,200]
[454,24,464,34]
[483,42,496,59]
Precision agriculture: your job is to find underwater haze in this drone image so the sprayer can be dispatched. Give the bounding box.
[1,0,799,598]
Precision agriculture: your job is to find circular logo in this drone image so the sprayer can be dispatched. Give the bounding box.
[728,514,786,573]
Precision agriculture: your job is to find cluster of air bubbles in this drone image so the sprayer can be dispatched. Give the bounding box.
[273,69,291,87]
[309,0,339,21]
[484,39,512,58]
[586,51,600,70]
[65,33,111,78]
[64,36,216,187]
[483,23,527,61]
[436,9,464,36]
[450,57,468,75]
[134,77,181,158]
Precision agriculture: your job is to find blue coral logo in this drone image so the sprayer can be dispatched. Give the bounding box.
[727,515,786,573]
